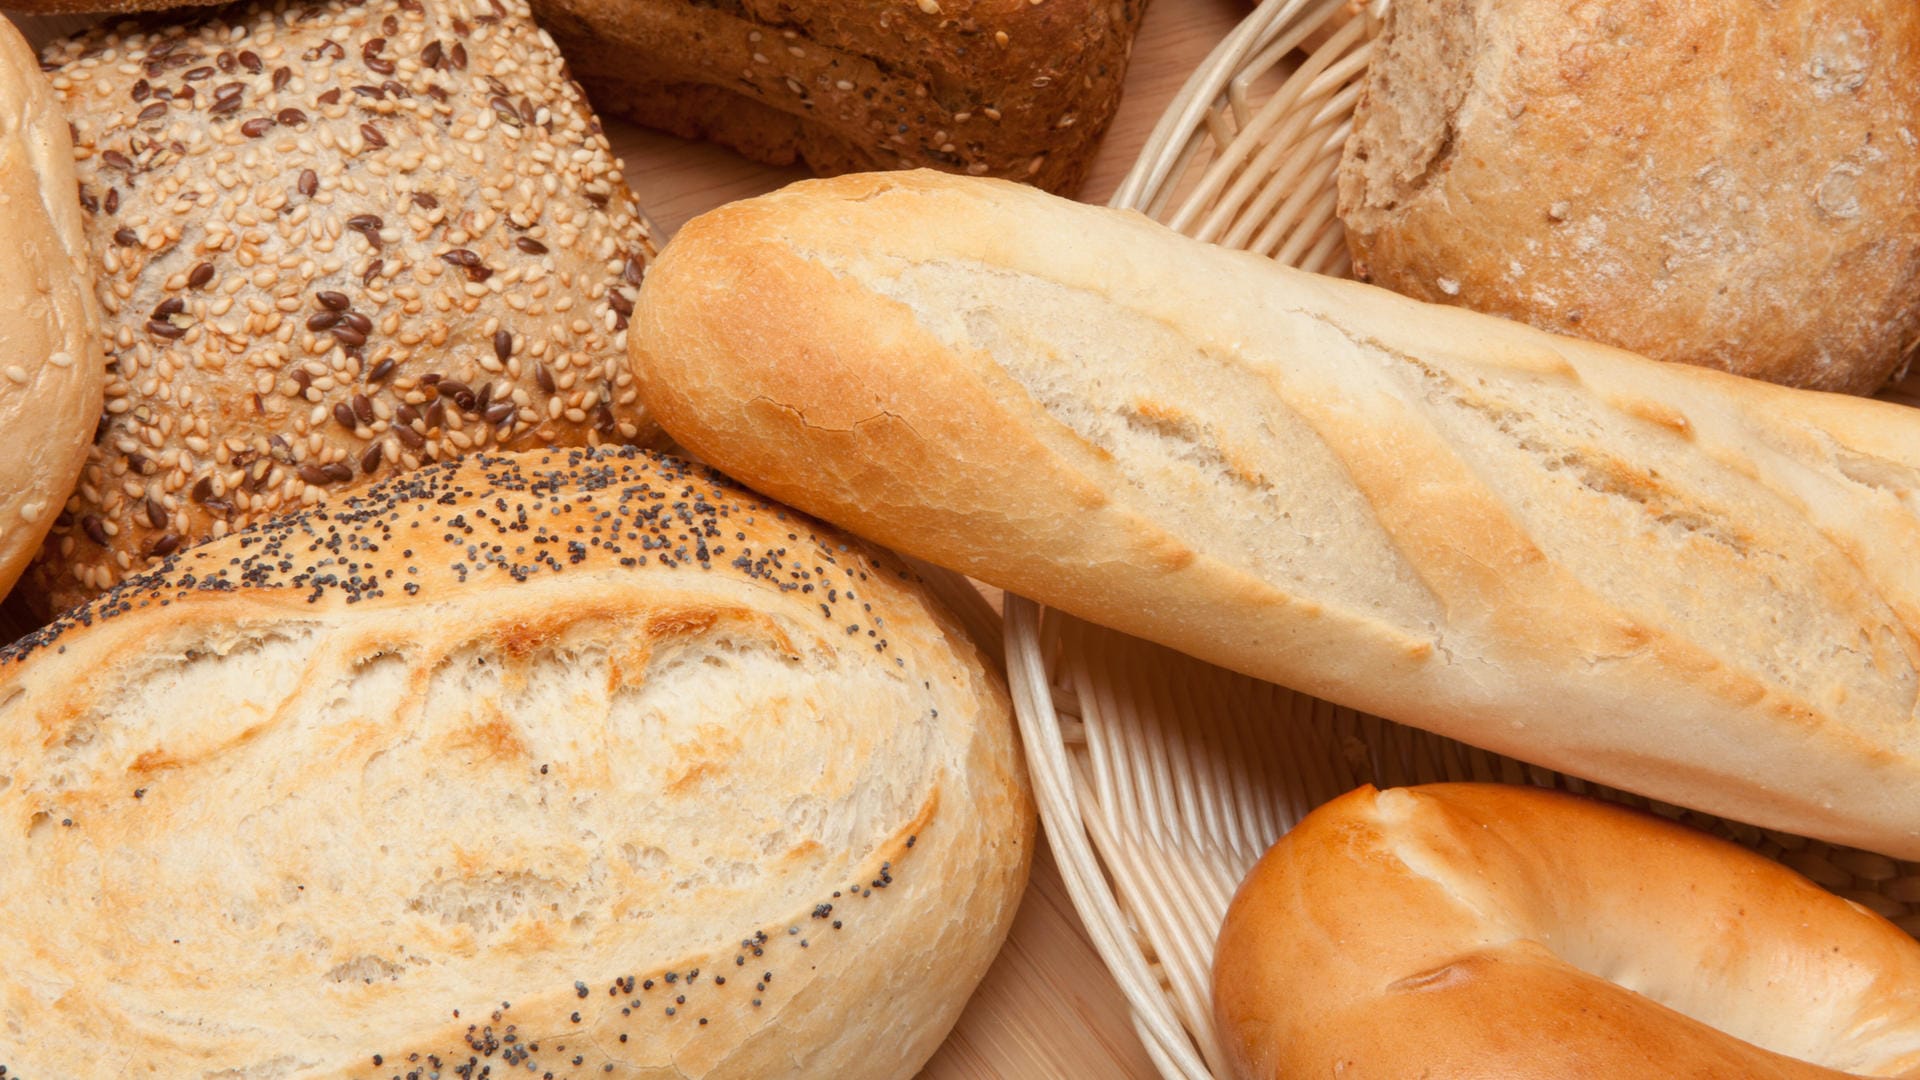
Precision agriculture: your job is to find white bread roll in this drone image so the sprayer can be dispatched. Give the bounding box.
[0,14,105,601]
[1214,784,1920,1079]
[0,447,1032,1078]
[631,170,1920,859]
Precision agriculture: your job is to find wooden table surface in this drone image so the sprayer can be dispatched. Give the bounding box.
[3,0,1246,1073]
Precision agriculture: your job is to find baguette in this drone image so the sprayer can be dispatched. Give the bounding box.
[0,446,1032,1078]
[631,170,1920,859]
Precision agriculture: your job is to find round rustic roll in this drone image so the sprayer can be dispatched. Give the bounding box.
[0,16,106,603]
[0,446,1033,1078]
[26,0,661,616]
[1337,0,1920,395]
[1214,784,1920,1079]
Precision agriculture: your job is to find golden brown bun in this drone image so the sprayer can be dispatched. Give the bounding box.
[0,15,106,601]
[0,446,1033,1078]
[631,170,1920,859]
[1338,0,1920,395]
[26,0,661,615]
[530,0,1147,195]
[1214,784,1920,1079]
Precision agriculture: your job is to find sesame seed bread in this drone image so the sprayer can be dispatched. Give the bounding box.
[1214,785,1920,1079]
[633,170,1920,860]
[25,0,662,616]
[1337,0,1920,395]
[0,446,1033,1079]
[0,15,106,603]
[529,0,1148,195]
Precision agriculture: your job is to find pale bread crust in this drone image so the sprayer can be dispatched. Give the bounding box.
[0,447,1033,1078]
[0,15,106,601]
[1214,785,1920,1079]
[631,170,1920,859]
[1338,0,1920,395]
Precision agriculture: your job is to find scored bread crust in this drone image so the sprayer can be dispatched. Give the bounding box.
[1213,785,1920,1079]
[632,169,1920,860]
[529,0,1147,195]
[27,0,662,616]
[0,15,106,601]
[0,446,1033,1079]
[1337,0,1920,394]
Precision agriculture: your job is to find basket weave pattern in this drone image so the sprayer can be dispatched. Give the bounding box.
[1009,2,1920,1076]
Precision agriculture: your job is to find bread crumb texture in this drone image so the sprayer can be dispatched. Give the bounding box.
[29,0,661,614]
[0,447,1031,1079]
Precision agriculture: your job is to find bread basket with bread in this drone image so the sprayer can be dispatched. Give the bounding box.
[1013,0,1920,1074]
[7,0,1920,1072]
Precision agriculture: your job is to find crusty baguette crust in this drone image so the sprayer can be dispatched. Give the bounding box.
[0,446,1032,1078]
[631,170,1920,859]
[1214,785,1920,1078]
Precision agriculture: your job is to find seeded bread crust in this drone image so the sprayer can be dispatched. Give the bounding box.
[0,15,105,602]
[1337,0,1920,394]
[26,0,661,616]
[530,0,1147,195]
[0,446,1033,1079]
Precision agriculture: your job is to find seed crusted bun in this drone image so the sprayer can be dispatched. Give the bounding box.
[26,0,661,616]
[1214,784,1920,1079]
[0,446,1033,1078]
[0,15,106,603]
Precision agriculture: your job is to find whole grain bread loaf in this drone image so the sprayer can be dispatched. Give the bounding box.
[530,0,1148,194]
[0,446,1032,1078]
[1338,0,1920,394]
[27,0,661,615]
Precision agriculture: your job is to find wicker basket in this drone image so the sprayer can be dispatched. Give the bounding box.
[1010,1,1920,1077]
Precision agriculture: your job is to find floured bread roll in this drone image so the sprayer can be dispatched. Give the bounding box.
[0,447,1032,1078]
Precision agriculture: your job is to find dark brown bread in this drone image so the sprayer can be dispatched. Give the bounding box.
[530,0,1149,195]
